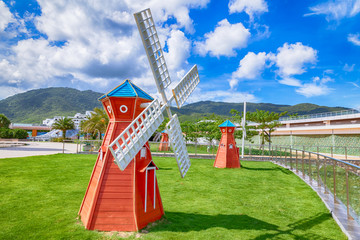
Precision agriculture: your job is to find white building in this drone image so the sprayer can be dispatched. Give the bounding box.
[42,111,94,129]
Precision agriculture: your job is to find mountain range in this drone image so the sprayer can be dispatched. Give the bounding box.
[0,87,350,123]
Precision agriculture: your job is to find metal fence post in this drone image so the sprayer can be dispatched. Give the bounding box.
[333,160,337,204]
[302,149,305,179]
[285,147,288,167]
[345,165,353,220]
[308,152,312,183]
[249,145,252,160]
[290,148,293,170]
[279,147,282,165]
[316,153,320,186]
[324,157,328,194]
[345,146,347,161]
[331,146,333,158]
[295,149,298,173]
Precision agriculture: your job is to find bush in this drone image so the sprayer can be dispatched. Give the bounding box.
[0,128,13,138]
[12,129,28,139]
[0,128,29,139]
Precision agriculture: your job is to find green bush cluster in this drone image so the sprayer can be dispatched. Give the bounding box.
[0,128,28,139]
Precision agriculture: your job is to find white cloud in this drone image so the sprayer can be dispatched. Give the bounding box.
[0,0,14,31]
[343,63,355,71]
[348,33,360,46]
[295,76,333,97]
[164,29,191,72]
[278,77,302,87]
[296,83,332,97]
[0,85,25,99]
[229,0,268,19]
[0,0,207,99]
[195,19,250,57]
[229,52,271,89]
[275,42,317,77]
[348,82,360,88]
[128,0,210,33]
[306,0,360,21]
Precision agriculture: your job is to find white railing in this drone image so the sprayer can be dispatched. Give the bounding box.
[280,109,360,121]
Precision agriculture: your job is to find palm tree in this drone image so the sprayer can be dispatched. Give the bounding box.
[52,117,75,140]
[80,108,109,140]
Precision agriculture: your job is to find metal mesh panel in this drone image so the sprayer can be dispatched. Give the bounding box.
[172,65,200,109]
[134,8,171,91]
[108,99,164,170]
[166,114,191,178]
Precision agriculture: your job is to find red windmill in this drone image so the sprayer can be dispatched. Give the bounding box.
[79,8,200,232]
[78,80,164,231]
[158,130,169,151]
[214,120,241,168]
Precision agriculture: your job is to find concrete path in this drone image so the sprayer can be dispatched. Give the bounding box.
[0,141,79,159]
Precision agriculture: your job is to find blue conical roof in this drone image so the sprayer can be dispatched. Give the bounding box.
[99,79,154,101]
[219,120,236,127]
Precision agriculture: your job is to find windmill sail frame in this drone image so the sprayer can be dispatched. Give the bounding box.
[108,99,164,170]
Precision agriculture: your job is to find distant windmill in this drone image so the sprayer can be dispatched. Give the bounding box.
[158,130,169,151]
[78,8,199,232]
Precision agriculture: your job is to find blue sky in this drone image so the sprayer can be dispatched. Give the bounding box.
[0,0,360,109]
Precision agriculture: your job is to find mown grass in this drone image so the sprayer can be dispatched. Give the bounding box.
[0,154,346,239]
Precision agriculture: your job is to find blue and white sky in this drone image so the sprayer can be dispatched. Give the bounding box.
[0,0,360,109]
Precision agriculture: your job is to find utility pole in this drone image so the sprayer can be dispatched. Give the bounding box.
[241,101,246,158]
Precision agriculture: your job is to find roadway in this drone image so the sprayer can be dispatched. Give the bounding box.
[0,141,78,159]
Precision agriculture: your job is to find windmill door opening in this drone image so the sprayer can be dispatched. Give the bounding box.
[144,166,157,213]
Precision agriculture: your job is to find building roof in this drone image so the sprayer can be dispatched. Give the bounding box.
[219,120,236,127]
[99,79,154,101]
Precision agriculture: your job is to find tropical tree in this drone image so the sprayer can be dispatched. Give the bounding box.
[52,117,75,140]
[181,120,201,143]
[229,109,258,143]
[0,114,11,128]
[247,109,287,150]
[80,108,109,140]
[197,114,224,148]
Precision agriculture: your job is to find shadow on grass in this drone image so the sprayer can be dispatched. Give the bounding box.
[151,212,335,239]
[158,167,173,171]
[241,165,292,175]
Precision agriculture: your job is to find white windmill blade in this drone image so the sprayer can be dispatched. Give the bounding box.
[108,99,164,170]
[172,64,200,109]
[134,8,171,92]
[166,114,191,178]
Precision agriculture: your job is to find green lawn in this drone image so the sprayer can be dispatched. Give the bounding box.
[0,154,346,239]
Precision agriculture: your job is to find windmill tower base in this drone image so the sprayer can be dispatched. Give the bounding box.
[79,142,165,232]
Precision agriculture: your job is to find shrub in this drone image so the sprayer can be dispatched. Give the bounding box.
[12,129,29,139]
[0,128,13,138]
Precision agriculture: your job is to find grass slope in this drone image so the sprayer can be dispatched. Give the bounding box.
[0,155,346,239]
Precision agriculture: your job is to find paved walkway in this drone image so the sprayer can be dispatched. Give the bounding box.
[0,141,78,159]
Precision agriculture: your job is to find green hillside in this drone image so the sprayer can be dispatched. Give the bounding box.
[0,88,350,124]
[172,101,350,122]
[0,88,103,123]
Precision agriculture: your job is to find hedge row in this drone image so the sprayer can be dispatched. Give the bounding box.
[0,128,28,139]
